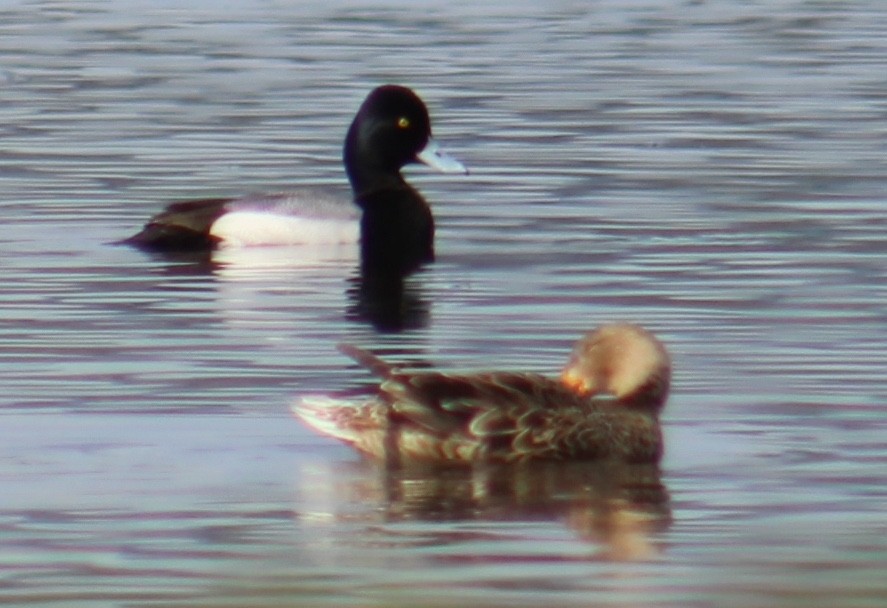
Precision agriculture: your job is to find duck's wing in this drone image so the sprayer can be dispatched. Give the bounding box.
[385,371,576,419]
[380,371,661,462]
[228,189,355,220]
[376,371,577,458]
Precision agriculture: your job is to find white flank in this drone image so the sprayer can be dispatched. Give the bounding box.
[210,211,359,247]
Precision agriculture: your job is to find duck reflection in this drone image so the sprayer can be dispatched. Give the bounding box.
[387,461,670,558]
[132,247,217,276]
[344,269,431,332]
[299,458,671,561]
[126,243,432,332]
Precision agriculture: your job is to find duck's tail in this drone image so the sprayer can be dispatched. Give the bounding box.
[291,397,390,459]
[292,397,364,445]
[337,343,395,379]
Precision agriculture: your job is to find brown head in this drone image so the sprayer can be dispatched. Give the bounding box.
[560,323,671,410]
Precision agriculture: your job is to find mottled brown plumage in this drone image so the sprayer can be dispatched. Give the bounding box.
[293,323,671,464]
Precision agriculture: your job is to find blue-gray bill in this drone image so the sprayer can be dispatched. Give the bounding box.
[416,138,468,174]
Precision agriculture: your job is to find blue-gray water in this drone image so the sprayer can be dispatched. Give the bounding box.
[1,1,885,606]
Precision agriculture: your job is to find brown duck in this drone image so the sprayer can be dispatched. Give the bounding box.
[293,323,671,464]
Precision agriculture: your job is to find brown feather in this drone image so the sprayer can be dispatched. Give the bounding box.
[294,324,671,464]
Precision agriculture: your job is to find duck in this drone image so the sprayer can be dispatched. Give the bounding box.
[122,85,466,274]
[293,323,671,464]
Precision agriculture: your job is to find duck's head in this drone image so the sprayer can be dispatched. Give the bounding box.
[560,323,671,409]
[343,85,466,191]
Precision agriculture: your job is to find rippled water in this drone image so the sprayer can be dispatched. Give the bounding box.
[1,1,885,606]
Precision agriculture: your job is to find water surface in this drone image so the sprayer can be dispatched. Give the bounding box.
[1,1,885,606]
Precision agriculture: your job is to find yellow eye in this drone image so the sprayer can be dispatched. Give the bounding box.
[397,116,411,129]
